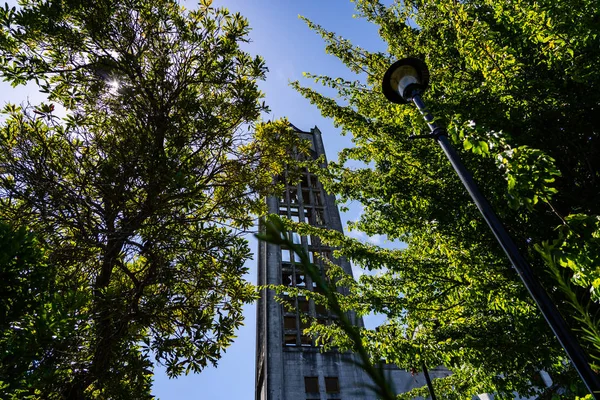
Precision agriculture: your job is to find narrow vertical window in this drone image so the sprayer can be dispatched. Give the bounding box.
[302,190,311,204]
[300,174,309,188]
[304,377,319,393]
[284,334,296,346]
[315,209,325,225]
[314,191,323,206]
[325,377,340,393]
[283,316,296,330]
[289,188,299,204]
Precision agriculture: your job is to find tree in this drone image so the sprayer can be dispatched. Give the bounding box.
[291,0,600,398]
[0,222,59,397]
[0,0,299,397]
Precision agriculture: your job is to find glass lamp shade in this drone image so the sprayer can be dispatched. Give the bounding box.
[382,58,430,104]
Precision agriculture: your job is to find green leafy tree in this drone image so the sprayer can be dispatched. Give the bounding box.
[1,223,53,396]
[0,0,300,398]
[290,0,600,398]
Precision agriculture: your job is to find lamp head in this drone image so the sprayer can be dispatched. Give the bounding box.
[382,58,430,104]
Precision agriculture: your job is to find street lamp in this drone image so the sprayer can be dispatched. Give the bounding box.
[382,58,429,104]
[383,57,600,397]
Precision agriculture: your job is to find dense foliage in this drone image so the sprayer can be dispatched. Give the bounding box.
[291,0,600,398]
[0,223,62,397]
[0,0,298,397]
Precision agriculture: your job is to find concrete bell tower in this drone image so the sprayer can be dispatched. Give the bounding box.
[255,124,371,400]
[255,124,449,400]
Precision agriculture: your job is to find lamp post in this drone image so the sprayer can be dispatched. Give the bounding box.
[382,58,600,396]
[422,362,437,400]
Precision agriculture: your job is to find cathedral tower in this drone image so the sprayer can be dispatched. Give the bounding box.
[255,125,371,400]
[255,124,448,400]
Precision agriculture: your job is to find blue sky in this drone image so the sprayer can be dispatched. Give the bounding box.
[0,0,390,398]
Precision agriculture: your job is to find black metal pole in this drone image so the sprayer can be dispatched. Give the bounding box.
[422,362,437,400]
[411,94,600,397]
